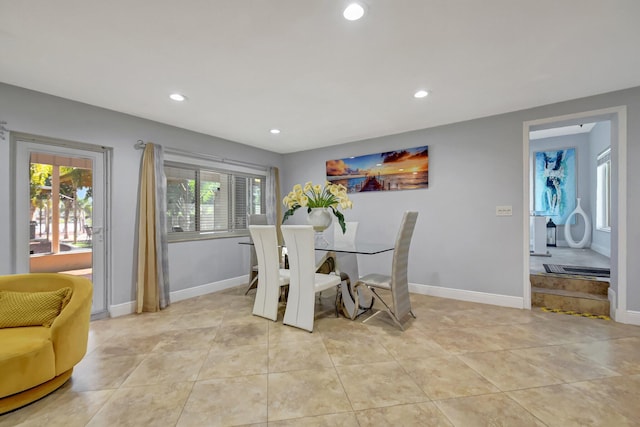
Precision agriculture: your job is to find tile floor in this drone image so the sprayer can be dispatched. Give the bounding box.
[2,285,640,426]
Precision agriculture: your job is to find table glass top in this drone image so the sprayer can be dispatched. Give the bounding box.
[239,240,393,255]
[318,241,394,254]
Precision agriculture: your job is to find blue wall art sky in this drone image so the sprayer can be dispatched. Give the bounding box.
[326,145,428,193]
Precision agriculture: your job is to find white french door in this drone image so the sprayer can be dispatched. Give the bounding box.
[15,138,108,317]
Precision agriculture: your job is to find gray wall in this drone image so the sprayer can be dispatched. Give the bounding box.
[588,121,612,257]
[283,117,526,297]
[282,86,640,312]
[529,133,591,247]
[2,82,640,314]
[0,83,283,305]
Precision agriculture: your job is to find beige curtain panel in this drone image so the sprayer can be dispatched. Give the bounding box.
[266,166,283,245]
[136,143,170,313]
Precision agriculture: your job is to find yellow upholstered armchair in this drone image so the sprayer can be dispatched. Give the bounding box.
[0,273,93,414]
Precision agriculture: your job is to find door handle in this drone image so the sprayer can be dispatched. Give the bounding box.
[92,226,103,242]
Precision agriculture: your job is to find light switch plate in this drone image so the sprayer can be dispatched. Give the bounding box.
[496,205,513,216]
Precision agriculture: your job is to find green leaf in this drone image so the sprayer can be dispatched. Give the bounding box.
[282,205,300,224]
[331,207,346,233]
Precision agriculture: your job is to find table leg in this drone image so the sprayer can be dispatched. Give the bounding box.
[315,251,371,320]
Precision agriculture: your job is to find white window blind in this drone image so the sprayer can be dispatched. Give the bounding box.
[165,160,266,240]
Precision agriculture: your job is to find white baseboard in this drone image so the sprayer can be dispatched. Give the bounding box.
[108,275,249,318]
[616,309,640,326]
[612,310,640,326]
[109,301,136,318]
[111,278,631,322]
[170,275,248,303]
[608,288,617,321]
[409,283,525,309]
[605,288,640,326]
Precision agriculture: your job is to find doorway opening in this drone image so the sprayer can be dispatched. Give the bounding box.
[13,135,110,318]
[522,106,627,322]
[528,120,611,271]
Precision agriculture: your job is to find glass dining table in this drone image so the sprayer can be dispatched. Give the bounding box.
[239,239,394,320]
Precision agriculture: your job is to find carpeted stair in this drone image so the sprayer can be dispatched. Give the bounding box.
[530,273,610,316]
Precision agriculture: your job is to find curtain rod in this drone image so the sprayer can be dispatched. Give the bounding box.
[135,140,268,171]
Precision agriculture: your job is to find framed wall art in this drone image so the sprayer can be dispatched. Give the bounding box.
[534,148,576,224]
[326,145,428,193]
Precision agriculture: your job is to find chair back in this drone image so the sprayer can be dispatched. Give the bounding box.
[248,214,269,267]
[333,221,359,279]
[280,225,316,324]
[333,221,362,317]
[333,221,358,247]
[281,225,316,286]
[282,225,341,331]
[390,211,419,321]
[249,225,281,320]
[248,214,268,226]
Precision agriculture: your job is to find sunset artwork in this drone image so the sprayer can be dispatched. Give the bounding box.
[326,145,428,193]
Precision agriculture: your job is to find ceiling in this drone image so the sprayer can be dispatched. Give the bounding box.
[1,1,639,154]
[530,123,596,140]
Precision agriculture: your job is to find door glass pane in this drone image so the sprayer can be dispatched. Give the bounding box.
[29,152,93,280]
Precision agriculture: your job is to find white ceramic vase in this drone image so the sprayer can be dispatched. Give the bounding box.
[307,208,332,247]
[564,198,591,248]
[307,207,333,232]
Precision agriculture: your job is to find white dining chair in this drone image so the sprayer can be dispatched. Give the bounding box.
[281,225,342,332]
[332,221,372,319]
[354,211,418,330]
[334,221,358,247]
[245,214,268,295]
[249,225,290,321]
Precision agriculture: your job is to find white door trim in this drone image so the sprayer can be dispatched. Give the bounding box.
[522,106,628,321]
[12,134,111,317]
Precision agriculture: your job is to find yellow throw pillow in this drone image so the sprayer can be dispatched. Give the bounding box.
[0,287,72,328]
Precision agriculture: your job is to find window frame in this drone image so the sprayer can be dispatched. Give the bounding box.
[595,147,611,233]
[164,156,267,242]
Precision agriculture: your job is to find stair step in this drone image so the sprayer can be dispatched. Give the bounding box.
[530,273,609,295]
[532,286,610,316]
[531,286,608,301]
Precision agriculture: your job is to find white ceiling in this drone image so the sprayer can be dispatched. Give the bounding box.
[1,1,639,154]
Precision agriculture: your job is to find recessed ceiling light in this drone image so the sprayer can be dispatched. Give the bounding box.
[343,3,365,21]
[169,93,186,102]
[414,90,429,99]
[270,129,281,134]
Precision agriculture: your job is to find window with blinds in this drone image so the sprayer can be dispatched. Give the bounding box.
[165,162,266,240]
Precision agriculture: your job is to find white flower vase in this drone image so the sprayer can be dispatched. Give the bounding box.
[307,207,332,247]
[564,198,591,248]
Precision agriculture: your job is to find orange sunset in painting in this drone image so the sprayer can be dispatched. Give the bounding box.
[326,146,428,193]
